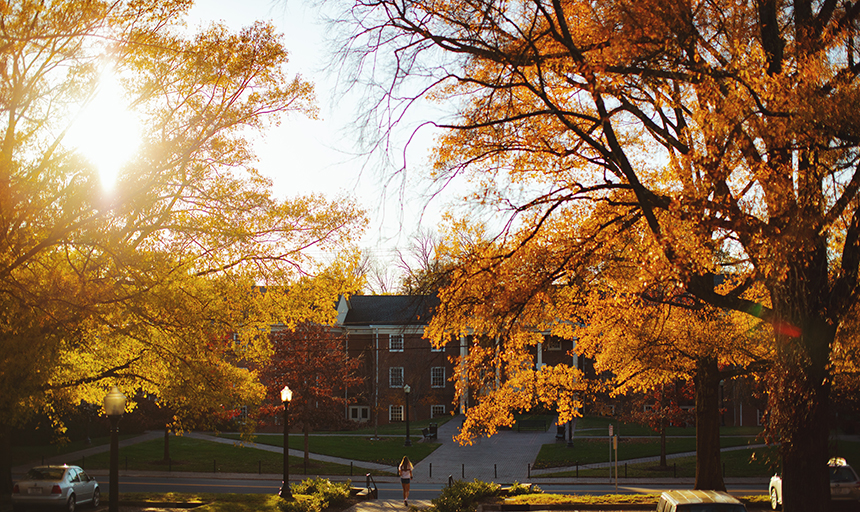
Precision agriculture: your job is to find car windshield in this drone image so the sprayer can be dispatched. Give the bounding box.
[830,466,858,483]
[24,468,65,480]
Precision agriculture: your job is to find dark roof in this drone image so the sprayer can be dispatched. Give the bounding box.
[341,295,437,326]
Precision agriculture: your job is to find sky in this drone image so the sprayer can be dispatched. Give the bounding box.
[186,0,452,271]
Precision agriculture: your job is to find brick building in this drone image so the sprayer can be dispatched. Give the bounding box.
[334,294,584,426]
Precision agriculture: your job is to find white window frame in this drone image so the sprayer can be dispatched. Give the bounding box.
[348,406,370,422]
[389,405,404,422]
[431,405,445,418]
[431,367,445,388]
[389,366,404,388]
[389,334,404,352]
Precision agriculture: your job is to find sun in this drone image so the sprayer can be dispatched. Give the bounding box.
[66,68,140,191]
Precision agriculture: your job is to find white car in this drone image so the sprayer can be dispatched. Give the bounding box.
[769,457,860,509]
[12,465,100,512]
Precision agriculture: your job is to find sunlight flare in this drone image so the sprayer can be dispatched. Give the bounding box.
[66,68,140,191]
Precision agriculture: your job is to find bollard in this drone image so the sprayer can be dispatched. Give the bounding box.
[494,464,497,479]
[576,461,579,478]
[448,475,454,487]
[528,463,531,478]
[430,463,432,478]
[462,464,464,479]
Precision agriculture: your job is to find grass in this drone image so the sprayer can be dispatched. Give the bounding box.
[534,433,761,468]
[68,436,391,476]
[10,435,137,468]
[220,433,440,466]
[118,493,302,512]
[573,415,765,437]
[319,416,452,436]
[504,493,770,506]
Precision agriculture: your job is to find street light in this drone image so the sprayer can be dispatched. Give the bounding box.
[404,384,412,447]
[103,386,126,512]
[279,385,293,499]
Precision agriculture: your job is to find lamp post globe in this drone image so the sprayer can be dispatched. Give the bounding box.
[279,386,292,498]
[103,386,126,512]
[404,384,412,447]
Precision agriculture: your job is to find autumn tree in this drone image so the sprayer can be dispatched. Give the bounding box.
[338,0,860,508]
[259,321,363,472]
[0,0,365,505]
[625,381,695,469]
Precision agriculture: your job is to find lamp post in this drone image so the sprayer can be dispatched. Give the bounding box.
[103,386,126,512]
[404,384,412,447]
[278,386,293,498]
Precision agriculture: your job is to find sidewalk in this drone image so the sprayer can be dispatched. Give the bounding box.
[12,419,769,488]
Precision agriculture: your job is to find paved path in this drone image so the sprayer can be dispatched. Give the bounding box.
[411,419,557,484]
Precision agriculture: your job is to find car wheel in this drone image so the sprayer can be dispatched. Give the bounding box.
[770,488,780,510]
[91,489,100,508]
[67,494,76,512]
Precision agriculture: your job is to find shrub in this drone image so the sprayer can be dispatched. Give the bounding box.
[506,481,542,496]
[278,494,325,512]
[430,480,501,512]
[278,478,352,512]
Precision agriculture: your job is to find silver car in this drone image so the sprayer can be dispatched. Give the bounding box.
[12,465,100,512]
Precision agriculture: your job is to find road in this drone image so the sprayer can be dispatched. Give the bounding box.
[108,475,768,500]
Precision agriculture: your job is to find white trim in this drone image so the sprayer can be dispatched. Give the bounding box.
[431,366,445,388]
[389,405,404,422]
[389,366,404,388]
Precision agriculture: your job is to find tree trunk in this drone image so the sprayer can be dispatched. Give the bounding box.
[163,426,170,462]
[695,356,725,490]
[0,423,12,512]
[778,317,834,512]
[659,420,667,468]
[303,423,310,475]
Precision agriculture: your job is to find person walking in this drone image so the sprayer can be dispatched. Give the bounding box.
[398,456,413,506]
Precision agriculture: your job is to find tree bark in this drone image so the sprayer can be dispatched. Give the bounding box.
[163,426,170,462]
[303,422,310,475]
[778,316,834,512]
[0,423,11,512]
[695,356,726,491]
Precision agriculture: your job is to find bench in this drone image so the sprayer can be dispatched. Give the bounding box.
[516,419,547,432]
[422,423,438,441]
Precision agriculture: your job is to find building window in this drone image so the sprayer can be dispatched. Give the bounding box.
[390,366,404,388]
[546,337,562,351]
[390,405,404,422]
[349,406,370,422]
[431,343,444,353]
[431,367,445,388]
[389,334,404,352]
[431,405,445,418]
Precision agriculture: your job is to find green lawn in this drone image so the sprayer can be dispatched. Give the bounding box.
[573,415,764,437]
[220,433,440,466]
[68,436,391,476]
[318,416,452,436]
[11,435,137,468]
[535,433,761,468]
[540,440,860,478]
